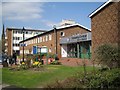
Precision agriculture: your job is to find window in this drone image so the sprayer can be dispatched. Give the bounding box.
[26,31,28,34]
[49,48,52,52]
[20,37,22,40]
[20,50,23,54]
[18,31,21,34]
[18,37,20,40]
[31,40,33,44]
[40,37,42,42]
[46,35,48,41]
[49,34,52,40]
[13,44,19,47]
[43,37,45,42]
[20,31,22,34]
[38,37,39,43]
[28,31,32,34]
[34,39,36,43]
[36,38,37,43]
[61,32,65,36]
[15,31,17,34]
[13,31,17,34]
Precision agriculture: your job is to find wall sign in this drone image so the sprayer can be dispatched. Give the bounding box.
[71,34,87,41]
[60,32,91,44]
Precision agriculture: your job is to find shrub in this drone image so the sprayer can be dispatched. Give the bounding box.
[95,44,120,69]
[50,61,61,65]
[20,62,28,70]
[48,53,54,58]
[32,61,42,68]
[46,68,120,88]
[86,68,120,88]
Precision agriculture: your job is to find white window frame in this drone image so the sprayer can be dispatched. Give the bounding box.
[46,35,48,41]
[60,31,65,36]
[49,34,52,40]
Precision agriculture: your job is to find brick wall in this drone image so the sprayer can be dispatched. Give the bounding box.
[118,1,120,46]
[6,29,13,56]
[91,2,120,59]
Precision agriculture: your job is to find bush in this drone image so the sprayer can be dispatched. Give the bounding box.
[19,62,28,70]
[46,68,120,88]
[86,68,120,88]
[32,61,42,68]
[95,44,120,69]
[48,53,54,58]
[50,61,61,65]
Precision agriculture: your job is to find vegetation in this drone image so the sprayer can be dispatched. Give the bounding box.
[50,61,61,65]
[2,44,120,88]
[2,65,94,88]
[46,68,120,88]
[95,44,120,69]
[0,68,2,85]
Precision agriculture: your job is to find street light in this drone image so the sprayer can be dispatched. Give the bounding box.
[36,33,39,61]
[22,27,25,62]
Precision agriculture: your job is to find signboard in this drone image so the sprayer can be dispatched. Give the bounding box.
[33,46,37,54]
[60,32,91,44]
[41,47,47,53]
[20,43,27,46]
[72,34,87,41]
[33,46,48,54]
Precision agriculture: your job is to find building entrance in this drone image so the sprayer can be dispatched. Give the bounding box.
[79,42,91,59]
[61,41,91,59]
[67,44,77,58]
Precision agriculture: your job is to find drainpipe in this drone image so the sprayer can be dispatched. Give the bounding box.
[77,42,80,58]
[53,25,57,59]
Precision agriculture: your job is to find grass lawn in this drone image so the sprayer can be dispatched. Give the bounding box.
[2,65,95,88]
[0,68,2,84]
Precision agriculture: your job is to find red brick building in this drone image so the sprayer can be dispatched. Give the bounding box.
[19,24,91,59]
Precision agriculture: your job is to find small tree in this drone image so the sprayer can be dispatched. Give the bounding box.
[95,44,119,69]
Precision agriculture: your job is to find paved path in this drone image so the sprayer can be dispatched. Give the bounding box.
[2,84,24,89]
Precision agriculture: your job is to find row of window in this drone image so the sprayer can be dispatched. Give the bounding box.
[13,37,22,40]
[13,44,20,47]
[24,34,52,45]
[20,48,52,54]
[13,37,29,40]
[13,30,43,35]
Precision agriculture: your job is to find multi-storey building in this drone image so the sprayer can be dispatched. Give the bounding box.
[19,22,91,59]
[5,28,46,56]
[89,0,120,59]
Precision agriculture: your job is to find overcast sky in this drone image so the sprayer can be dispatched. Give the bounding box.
[0,0,108,38]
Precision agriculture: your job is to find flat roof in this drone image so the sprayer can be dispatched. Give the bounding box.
[19,24,91,43]
[6,27,47,32]
[89,0,112,18]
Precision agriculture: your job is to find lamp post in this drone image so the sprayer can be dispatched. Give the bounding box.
[37,33,39,61]
[22,27,25,62]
